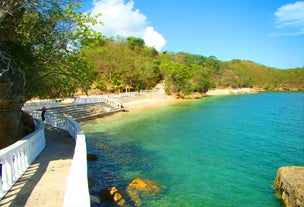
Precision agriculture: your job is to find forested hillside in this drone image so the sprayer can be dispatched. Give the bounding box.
[85,38,304,97]
[1,0,303,101]
[0,0,302,148]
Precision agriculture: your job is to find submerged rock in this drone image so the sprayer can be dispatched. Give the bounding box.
[274,166,304,207]
[88,176,94,188]
[126,177,161,206]
[100,187,126,206]
[127,177,161,193]
[90,195,100,205]
[87,153,98,161]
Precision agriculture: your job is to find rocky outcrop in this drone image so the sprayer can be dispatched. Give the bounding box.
[100,187,126,206]
[274,166,304,207]
[88,177,94,188]
[90,195,100,205]
[127,177,161,193]
[21,111,35,136]
[98,178,162,207]
[182,92,207,99]
[126,177,161,206]
[87,153,98,161]
[0,45,26,149]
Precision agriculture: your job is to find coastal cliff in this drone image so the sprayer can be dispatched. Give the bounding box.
[274,166,304,207]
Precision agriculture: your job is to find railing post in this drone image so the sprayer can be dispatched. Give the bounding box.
[21,149,27,172]
[13,154,20,180]
[2,159,13,191]
[0,176,3,199]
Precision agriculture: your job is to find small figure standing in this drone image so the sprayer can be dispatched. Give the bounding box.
[41,106,47,122]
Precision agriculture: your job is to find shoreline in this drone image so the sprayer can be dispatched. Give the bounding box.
[104,88,258,114]
[206,88,259,96]
[84,91,303,206]
[115,93,184,112]
[114,88,259,112]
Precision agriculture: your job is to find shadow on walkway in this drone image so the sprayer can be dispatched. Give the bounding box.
[0,126,75,207]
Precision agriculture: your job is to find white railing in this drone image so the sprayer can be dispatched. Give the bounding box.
[73,95,105,105]
[118,92,140,97]
[103,97,122,109]
[62,124,89,207]
[23,95,122,111]
[23,100,61,111]
[30,111,90,207]
[1,94,124,205]
[74,95,122,110]
[140,89,165,93]
[0,119,46,200]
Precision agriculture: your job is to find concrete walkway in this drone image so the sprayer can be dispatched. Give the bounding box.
[0,126,75,207]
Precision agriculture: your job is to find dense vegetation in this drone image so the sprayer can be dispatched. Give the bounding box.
[84,39,304,97]
[1,0,303,148]
[0,0,103,100]
[0,0,102,148]
[1,1,303,101]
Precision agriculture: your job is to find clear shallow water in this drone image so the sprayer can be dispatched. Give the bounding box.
[82,92,304,207]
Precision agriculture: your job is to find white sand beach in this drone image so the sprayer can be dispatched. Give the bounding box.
[116,93,182,111]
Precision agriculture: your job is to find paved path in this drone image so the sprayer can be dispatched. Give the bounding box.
[0,126,75,207]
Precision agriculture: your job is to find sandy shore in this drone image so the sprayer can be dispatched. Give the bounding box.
[206,88,259,96]
[115,93,182,112]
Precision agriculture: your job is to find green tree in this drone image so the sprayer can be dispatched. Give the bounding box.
[160,61,192,96]
[126,37,145,50]
[190,64,214,93]
[88,40,161,93]
[0,0,101,148]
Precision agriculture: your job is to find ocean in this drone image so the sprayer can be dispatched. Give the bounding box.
[81,92,304,207]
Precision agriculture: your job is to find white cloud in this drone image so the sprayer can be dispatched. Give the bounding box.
[90,0,166,50]
[143,27,166,51]
[273,1,304,35]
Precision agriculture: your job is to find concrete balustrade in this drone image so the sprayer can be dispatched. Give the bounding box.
[0,119,45,200]
[1,95,126,205]
[23,95,123,112]
[30,111,90,207]
[140,89,164,93]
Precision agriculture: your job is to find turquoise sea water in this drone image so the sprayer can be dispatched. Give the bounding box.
[82,92,304,207]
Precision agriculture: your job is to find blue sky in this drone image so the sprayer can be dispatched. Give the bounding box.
[85,0,304,69]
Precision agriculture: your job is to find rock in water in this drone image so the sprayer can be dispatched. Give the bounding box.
[127,177,161,193]
[87,153,98,161]
[274,166,304,207]
[126,178,161,206]
[88,176,94,188]
[100,187,126,206]
[90,195,100,205]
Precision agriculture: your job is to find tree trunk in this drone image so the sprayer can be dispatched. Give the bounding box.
[0,47,26,149]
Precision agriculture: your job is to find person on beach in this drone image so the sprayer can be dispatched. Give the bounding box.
[41,106,47,122]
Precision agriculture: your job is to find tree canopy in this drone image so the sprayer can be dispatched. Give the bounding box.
[1,0,103,100]
[0,0,303,148]
[86,39,304,97]
[1,0,303,101]
[0,0,104,148]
